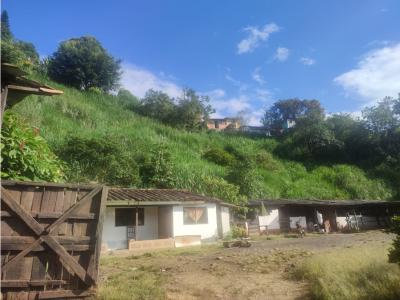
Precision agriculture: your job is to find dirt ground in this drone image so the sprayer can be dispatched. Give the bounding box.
[99,231,393,300]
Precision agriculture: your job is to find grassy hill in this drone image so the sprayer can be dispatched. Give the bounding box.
[9,75,395,203]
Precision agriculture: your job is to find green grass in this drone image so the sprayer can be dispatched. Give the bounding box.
[291,244,400,300]
[10,74,396,201]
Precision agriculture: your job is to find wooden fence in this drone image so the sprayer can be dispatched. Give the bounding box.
[1,180,107,299]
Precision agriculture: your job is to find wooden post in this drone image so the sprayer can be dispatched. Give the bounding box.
[135,206,139,241]
[1,85,9,125]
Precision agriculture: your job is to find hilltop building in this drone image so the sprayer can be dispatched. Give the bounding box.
[206,118,241,131]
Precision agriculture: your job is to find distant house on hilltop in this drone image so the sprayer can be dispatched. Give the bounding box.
[206,117,241,131]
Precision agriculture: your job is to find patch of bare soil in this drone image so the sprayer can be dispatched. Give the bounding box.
[100,230,392,300]
[163,248,311,300]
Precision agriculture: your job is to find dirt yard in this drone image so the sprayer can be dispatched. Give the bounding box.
[98,231,393,300]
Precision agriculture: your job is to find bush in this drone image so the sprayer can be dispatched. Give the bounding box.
[226,158,265,198]
[203,147,235,166]
[57,135,140,186]
[1,112,64,182]
[255,150,280,171]
[48,36,121,92]
[139,142,175,188]
[388,216,400,265]
[231,225,247,238]
[193,175,245,206]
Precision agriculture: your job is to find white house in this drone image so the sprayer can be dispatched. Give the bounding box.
[102,188,232,251]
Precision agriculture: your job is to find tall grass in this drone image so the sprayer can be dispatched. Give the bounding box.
[10,75,396,200]
[292,244,400,300]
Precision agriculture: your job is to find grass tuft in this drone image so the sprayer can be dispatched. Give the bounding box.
[291,244,400,300]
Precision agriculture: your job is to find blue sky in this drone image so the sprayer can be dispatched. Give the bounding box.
[4,0,400,124]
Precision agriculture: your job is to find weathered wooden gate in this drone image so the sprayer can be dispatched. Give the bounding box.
[1,180,107,299]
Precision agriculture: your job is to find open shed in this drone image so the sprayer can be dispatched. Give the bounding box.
[247,199,400,234]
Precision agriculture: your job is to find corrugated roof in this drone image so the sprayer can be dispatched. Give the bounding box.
[249,199,400,207]
[107,188,234,206]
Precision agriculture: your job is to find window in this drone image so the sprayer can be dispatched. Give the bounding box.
[183,207,208,225]
[115,208,144,227]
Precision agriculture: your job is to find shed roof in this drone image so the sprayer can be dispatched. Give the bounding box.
[2,63,63,108]
[107,188,234,207]
[249,199,400,207]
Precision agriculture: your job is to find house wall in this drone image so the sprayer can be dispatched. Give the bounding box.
[336,215,383,230]
[102,206,159,250]
[289,216,307,229]
[258,209,280,230]
[221,206,231,236]
[172,203,218,240]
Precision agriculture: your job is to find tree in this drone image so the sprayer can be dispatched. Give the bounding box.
[1,10,12,41]
[175,88,214,130]
[117,88,139,110]
[1,10,39,70]
[262,98,324,131]
[137,89,176,124]
[47,36,121,92]
[362,96,400,134]
[15,40,39,65]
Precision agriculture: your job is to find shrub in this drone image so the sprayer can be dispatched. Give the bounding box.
[203,147,235,166]
[226,157,265,198]
[57,135,140,186]
[388,216,400,265]
[139,142,175,188]
[255,150,280,171]
[193,175,245,206]
[224,144,246,161]
[231,225,247,238]
[1,112,64,182]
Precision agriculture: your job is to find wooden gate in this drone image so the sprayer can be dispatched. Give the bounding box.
[1,180,107,299]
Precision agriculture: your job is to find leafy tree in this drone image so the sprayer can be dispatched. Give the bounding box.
[1,112,64,182]
[262,98,324,132]
[137,89,176,124]
[174,88,214,130]
[1,10,39,70]
[1,10,12,40]
[117,88,139,110]
[15,40,40,65]
[47,36,121,92]
[362,96,400,134]
[57,135,140,186]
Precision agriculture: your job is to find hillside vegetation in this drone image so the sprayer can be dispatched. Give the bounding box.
[9,75,396,203]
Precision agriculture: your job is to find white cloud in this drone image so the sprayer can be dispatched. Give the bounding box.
[334,43,400,104]
[237,23,280,54]
[300,57,315,66]
[121,64,181,98]
[255,88,272,102]
[206,88,267,126]
[252,67,266,85]
[225,73,248,92]
[275,47,290,61]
